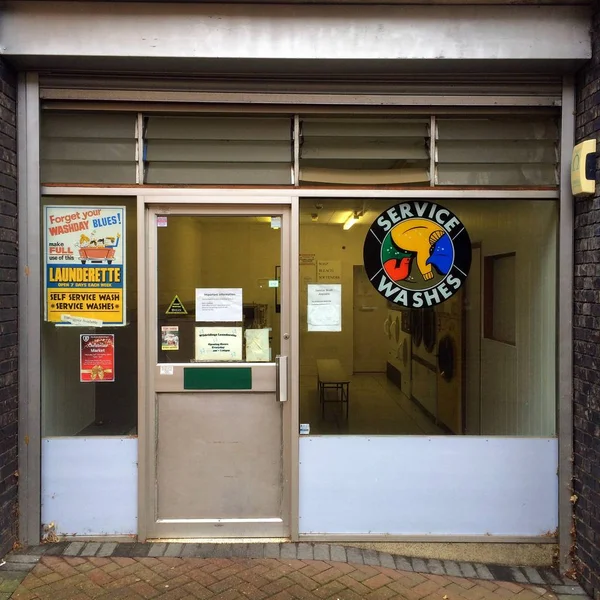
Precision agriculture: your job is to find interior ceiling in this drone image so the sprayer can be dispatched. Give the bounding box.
[187,201,379,226]
[300,199,382,226]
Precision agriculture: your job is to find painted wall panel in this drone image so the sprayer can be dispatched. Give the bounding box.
[474,201,557,437]
[299,436,557,536]
[42,437,137,536]
[1,3,589,61]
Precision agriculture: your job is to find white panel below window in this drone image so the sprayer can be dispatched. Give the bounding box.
[42,437,137,536]
[299,436,557,536]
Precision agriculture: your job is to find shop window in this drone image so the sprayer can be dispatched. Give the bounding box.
[41,112,137,184]
[144,116,292,185]
[436,117,558,186]
[299,199,556,437]
[484,253,516,345]
[41,197,138,436]
[299,118,430,186]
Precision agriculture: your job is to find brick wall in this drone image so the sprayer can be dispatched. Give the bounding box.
[0,57,18,558]
[574,1,600,597]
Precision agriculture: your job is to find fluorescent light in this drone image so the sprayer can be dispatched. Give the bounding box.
[343,213,359,230]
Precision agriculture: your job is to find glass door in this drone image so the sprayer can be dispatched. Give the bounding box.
[143,202,291,539]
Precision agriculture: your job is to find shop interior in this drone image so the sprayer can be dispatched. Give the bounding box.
[40,197,557,439]
[298,198,557,437]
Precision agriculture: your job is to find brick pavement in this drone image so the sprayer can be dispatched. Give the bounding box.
[0,543,590,600]
[1,554,572,600]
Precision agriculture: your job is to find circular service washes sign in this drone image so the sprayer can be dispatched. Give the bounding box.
[363,201,472,309]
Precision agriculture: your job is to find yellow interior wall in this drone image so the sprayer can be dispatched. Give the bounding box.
[299,223,372,377]
[158,218,282,359]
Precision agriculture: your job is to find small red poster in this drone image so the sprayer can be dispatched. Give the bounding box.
[80,334,115,382]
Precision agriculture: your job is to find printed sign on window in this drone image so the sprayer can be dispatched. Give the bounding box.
[195,288,243,322]
[307,284,342,332]
[80,334,115,382]
[45,206,126,326]
[195,327,243,361]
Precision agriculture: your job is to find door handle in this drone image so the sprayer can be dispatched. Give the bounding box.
[275,355,288,402]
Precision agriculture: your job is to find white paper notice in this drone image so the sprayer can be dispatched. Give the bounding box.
[307,284,342,332]
[195,288,243,322]
[245,329,270,362]
[195,327,243,361]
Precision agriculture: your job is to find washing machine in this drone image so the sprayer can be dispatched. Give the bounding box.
[411,307,437,419]
[385,308,412,396]
[436,291,464,434]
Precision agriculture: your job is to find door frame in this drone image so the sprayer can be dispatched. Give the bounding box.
[137,195,299,541]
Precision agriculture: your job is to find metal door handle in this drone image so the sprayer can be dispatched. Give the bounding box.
[276,355,288,402]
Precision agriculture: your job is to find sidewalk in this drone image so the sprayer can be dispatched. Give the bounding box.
[0,543,588,600]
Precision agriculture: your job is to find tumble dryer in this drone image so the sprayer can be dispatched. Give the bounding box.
[436,290,464,434]
[411,307,437,419]
[385,308,412,397]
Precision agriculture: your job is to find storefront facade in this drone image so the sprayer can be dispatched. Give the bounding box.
[2,0,592,574]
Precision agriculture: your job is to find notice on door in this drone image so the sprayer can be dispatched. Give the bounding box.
[195,327,243,361]
[161,326,179,351]
[45,206,126,326]
[80,334,115,382]
[195,288,243,322]
[307,284,342,332]
[245,328,270,362]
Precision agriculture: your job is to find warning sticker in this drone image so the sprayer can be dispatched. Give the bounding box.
[166,295,188,315]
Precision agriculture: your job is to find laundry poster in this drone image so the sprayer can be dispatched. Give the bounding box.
[44,206,126,326]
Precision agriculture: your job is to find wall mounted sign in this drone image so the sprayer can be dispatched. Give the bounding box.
[363,201,471,309]
[317,260,342,283]
[45,206,126,326]
[80,334,115,382]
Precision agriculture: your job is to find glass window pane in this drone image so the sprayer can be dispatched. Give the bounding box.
[156,215,281,363]
[436,117,559,187]
[299,117,430,186]
[299,198,557,437]
[41,112,137,184]
[145,116,292,185]
[41,197,138,436]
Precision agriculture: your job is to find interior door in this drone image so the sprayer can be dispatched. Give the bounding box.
[143,202,292,539]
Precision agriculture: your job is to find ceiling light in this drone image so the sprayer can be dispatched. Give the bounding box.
[343,213,359,230]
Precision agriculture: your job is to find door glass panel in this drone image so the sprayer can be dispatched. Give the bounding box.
[157,215,282,363]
